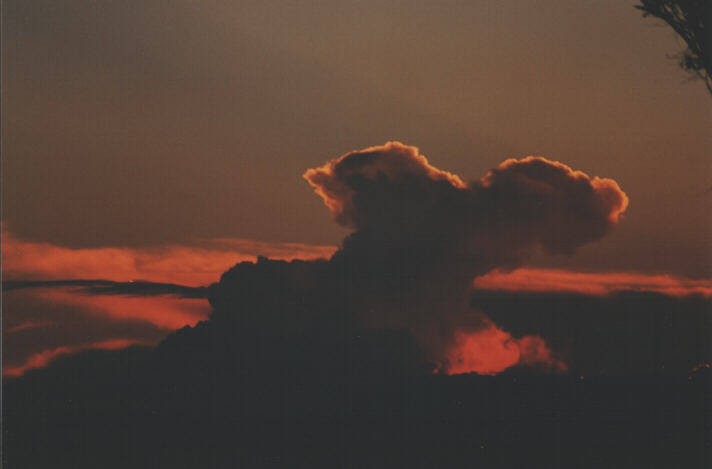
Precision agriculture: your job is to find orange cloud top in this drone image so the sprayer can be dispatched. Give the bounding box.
[483,156,629,224]
[474,268,712,297]
[304,141,466,228]
[476,156,629,257]
[304,143,628,265]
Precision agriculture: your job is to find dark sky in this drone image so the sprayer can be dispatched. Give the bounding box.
[3,0,711,279]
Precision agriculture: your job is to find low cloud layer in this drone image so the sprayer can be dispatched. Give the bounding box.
[2,287,179,375]
[2,229,335,375]
[1,228,336,286]
[4,279,208,298]
[3,339,146,377]
[475,267,712,297]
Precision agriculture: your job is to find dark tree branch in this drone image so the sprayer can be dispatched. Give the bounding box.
[636,0,712,94]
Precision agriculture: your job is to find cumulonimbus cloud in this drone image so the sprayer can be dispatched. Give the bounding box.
[305,142,627,259]
[4,142,633,377]
[298,142,628,373]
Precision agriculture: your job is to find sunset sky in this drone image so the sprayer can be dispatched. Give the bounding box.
[3,2,711,467]
[3,0,711,377]
[4,0,710,274]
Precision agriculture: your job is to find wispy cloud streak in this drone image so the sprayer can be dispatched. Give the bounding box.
[3,279,208,298]
[474,268,712,297]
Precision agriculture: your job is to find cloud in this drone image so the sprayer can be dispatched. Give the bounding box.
[1,228,336,286]
[9,142,710,469]
[298,142,628,372]
[39,289,211,330]
[2,229,335,375]
[2,288,172,372]
[6,320,54,334]
[4,143,631,377]
[3,279,208,298]
[306,143,627,263]
[2,278,210,372]
[2,287,204,375]
[474,267,712,297]
[3,339,146,377]
[304,141,467,228]
[445,320,566,375]
[472,289,712,375]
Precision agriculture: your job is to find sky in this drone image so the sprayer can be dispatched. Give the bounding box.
[2,0,711,375]
[3,0,710,277]
[1,0,711,378]
[2,2,711,467]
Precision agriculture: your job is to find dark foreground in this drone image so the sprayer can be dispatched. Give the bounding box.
[4,346,710,469]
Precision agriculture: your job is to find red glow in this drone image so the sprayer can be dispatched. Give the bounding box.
[474,268,712,297]
[446,323,566,375]
[2,227,335,329]
[41,289,210,329]
[2,227,337,375]
[2,228,337,286]
[6,320,54,333]
[3,339,144,377]
[691,363,711,372]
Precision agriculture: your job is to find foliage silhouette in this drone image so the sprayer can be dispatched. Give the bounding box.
[636,0,712,94]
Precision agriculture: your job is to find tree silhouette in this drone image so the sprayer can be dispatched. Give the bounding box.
[636,0,712,94]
